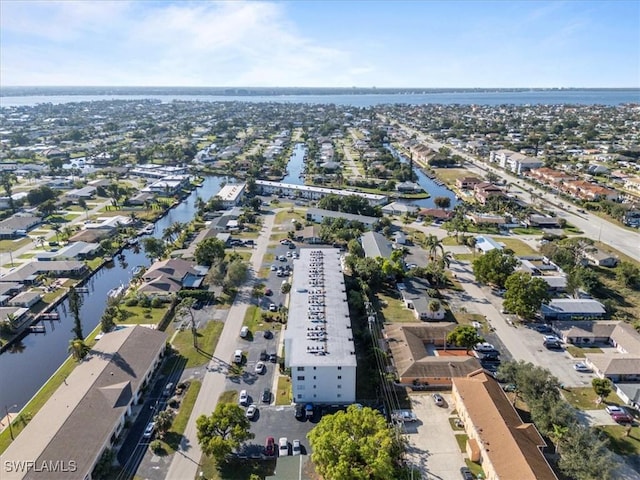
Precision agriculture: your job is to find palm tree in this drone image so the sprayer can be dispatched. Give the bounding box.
[438,251,453,270]
[35,236,46,249]
[52,224,62,243]
[154,410,174,439]
[424,234,444,262]
[68,338,90,361]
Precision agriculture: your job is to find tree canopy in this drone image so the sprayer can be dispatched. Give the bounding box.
[194,237,226,266]
[196,403,254,462]
[502,272,550,319]
[446,325,483,353]
[308,405,400,480]
[472,249,519,288]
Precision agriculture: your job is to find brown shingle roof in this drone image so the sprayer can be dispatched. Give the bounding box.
[453,371,558,480]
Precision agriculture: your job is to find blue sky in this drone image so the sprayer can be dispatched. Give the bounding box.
[1,0,638,88]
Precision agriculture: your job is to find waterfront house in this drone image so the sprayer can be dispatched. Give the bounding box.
[474,235,503,254]
[0,326,167,480]
[456,176,482,190]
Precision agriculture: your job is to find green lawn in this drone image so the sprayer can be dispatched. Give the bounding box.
[565,345,603,358]
[377,291,417,323]
[275,376,291,405]
[453,253,476,262]
[243,304,276,332]
[489,236,538,256]
[171,321,224,368]
[454,434,469,452]
[274,209,306,226]
[434,168,475,187]
[598,425,640,456]
[510,227,545,235]
[119,304,169,325]
[0,237,31,252]
[562,387,619,411]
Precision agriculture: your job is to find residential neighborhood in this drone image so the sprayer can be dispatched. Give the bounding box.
[0,95,639,480]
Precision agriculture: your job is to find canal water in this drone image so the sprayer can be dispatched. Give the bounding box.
[0,176,226,410]
[281,143,306,185]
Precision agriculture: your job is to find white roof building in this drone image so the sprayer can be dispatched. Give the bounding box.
[284,248,357,404]
[215,183,246,207]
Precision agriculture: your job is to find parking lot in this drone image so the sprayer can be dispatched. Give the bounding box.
[406,392,467,480]
[260,240,299,313]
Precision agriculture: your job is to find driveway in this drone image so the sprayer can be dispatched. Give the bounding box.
[405,393,466,480]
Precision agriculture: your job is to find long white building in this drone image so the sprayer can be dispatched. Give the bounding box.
[255,180,387,206]
[284,248,357,404]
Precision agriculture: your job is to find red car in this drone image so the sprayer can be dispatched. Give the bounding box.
[611,413,634,424]
[264,436,275,456]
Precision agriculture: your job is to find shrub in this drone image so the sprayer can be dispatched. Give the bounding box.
[125,298,138,307]
[151,297,164,308]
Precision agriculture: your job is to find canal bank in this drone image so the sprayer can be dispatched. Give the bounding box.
[0,176,227,412]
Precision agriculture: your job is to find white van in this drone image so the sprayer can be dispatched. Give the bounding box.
[233,350,243,364]
[240,326,249,338]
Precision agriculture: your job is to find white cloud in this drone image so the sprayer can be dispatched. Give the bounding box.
[1,1,367,86]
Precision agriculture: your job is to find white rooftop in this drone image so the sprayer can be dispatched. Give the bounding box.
[285,248,357,367]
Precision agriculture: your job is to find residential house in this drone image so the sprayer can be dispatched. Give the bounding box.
[474,235,503,254]
[64,186,97,202]
[541,299,607,321]
[398,277,445,321]
[8,291,42,308]
[0,214,41,239]
[473,182,504,205]
[138,258,207,298]
[456,176,482,190]
[583,247,618,267]
[0,260,89,285]
[360,231,393,259]
[35,242,101,261]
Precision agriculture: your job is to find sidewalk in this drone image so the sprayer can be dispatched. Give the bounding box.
[164,212,276,480]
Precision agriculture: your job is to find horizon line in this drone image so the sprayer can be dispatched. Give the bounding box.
[2,85,639,90]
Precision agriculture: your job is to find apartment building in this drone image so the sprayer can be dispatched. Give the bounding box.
[284,248,357,404]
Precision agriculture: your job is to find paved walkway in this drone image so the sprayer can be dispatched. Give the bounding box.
[164,211,276,480]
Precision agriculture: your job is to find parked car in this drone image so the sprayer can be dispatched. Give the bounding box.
[143,421,156,439]
[261,388,271,403]
[295,404,305,419]
[264,288,273,296]
[239,389,248,406]
[263,330,273,339]
[432,393,445,406]
[288,242,296,249]
[305,403,314,418]
[270,264,277,271]
[278,437,289,456]
[292,439,301,456]
[606,405,625,415]
[264,436,276,456]
[246,404,257,420]
[269,303,278,312]
[532,323,552,333]
[255,361,265,374]
[460,466,475,480]
[474,343,496,352]
[612,412,634,424]
[163,382,175,397]
[259,349,268,361]
[268,352,277,363]
[573,362,592,372]
[240,326,250,338]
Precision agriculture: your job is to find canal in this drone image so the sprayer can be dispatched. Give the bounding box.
[0,176,227,411]
[281,143,306,185]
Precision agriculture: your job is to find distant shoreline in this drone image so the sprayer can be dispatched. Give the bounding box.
[2,86,639,98]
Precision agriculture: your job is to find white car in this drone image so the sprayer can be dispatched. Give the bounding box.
[246,404,257,419]
[573,362,592,373]
[239,389,248,406]
[143,421,155,439]
[606,405,624,415]
[269,303,278,312]
[292,439,301,456]
[270,265,277,271]
[278,437,289,456]
[254,361,265,374]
